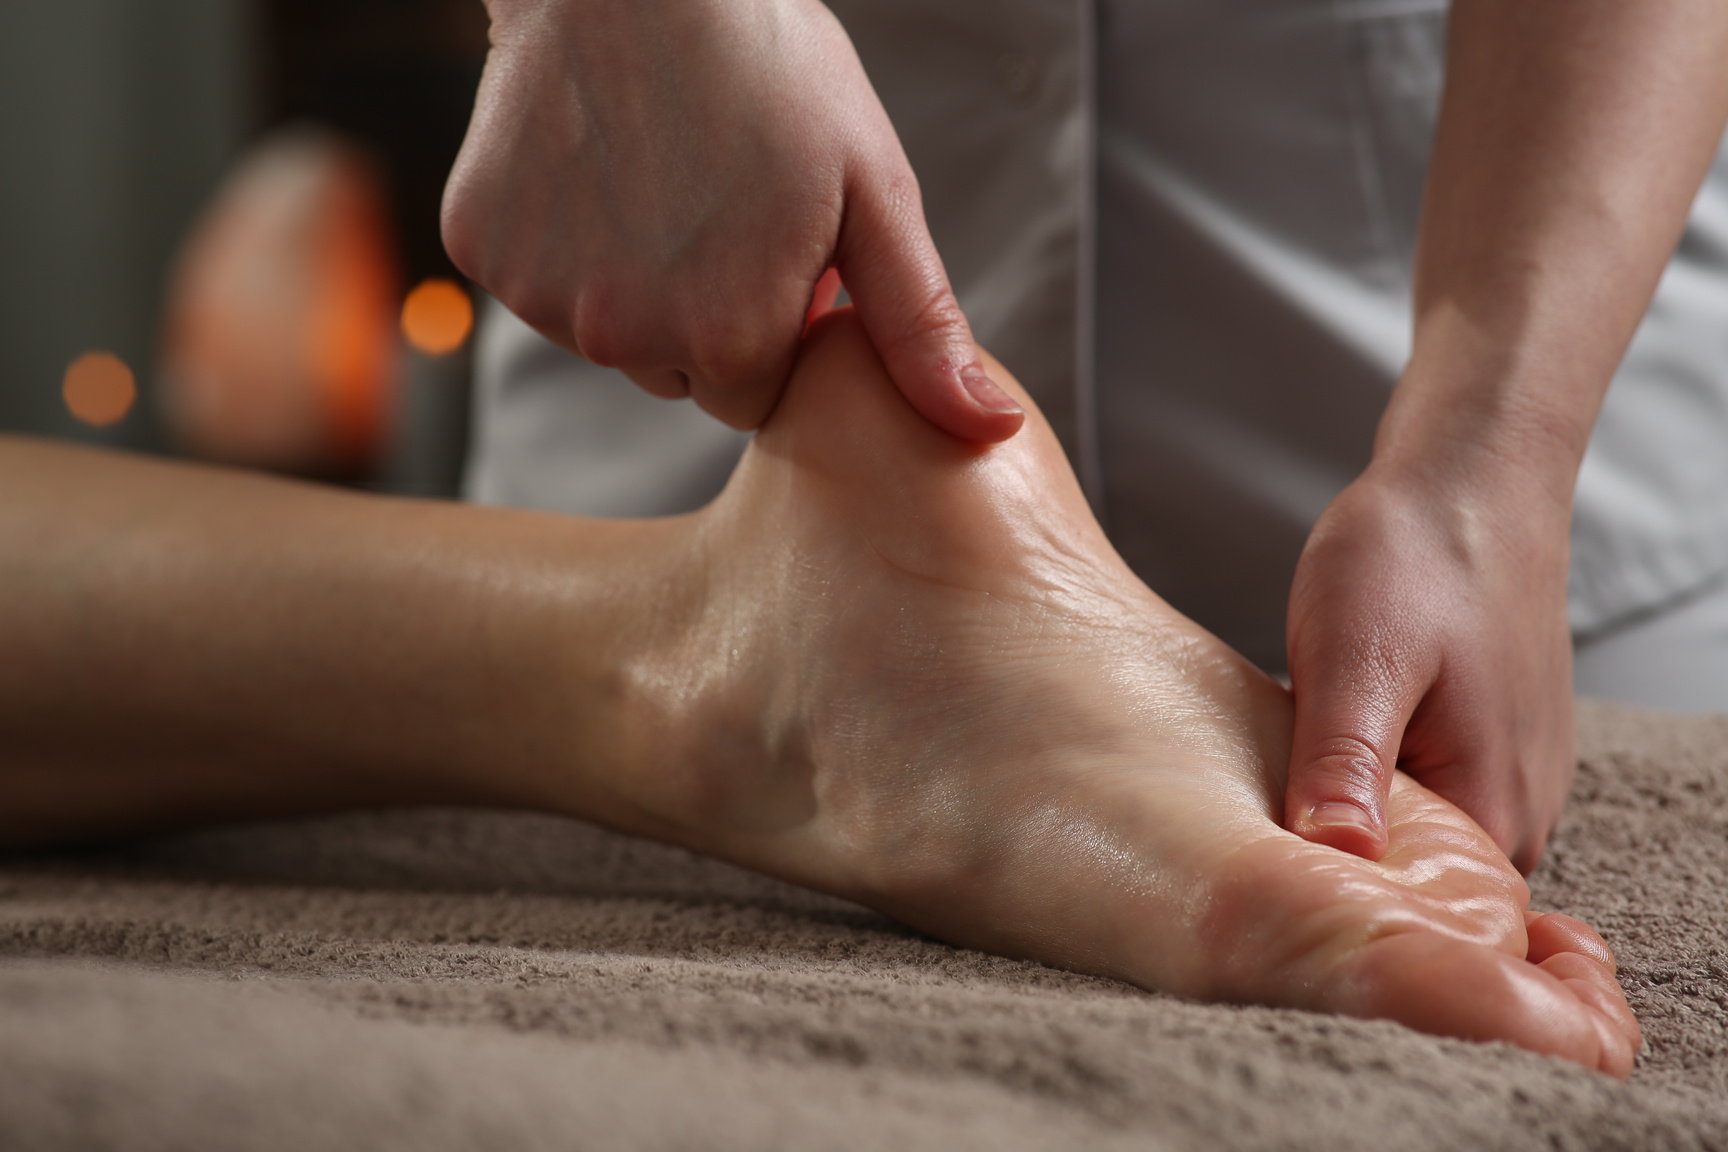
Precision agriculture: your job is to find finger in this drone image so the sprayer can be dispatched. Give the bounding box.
[1285,638,1428,860]
[572,283,702,403]
[678,319,802,430]
[613,298,797,429]
[623,367,693,401]
[1505,752,1574,876]
[806,267,844,329]
[837,163,1024,443]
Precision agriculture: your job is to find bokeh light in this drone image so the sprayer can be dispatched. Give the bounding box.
[63,352,137,427]
[401,278,473,356]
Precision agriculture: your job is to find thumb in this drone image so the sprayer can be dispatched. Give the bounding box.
[836,166,1024,443]
[1285,650,1426,860]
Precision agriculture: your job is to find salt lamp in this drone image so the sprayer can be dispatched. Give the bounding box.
[159,128,401,474]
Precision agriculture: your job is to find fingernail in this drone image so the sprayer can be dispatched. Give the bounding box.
[1308,801,1375,834]
[960,366,1023,416]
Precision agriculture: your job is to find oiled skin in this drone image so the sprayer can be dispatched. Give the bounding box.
[0,310,1637,1073]
[625,310,1639,1073]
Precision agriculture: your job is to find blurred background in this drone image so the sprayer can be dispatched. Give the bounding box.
[0,0,489,495]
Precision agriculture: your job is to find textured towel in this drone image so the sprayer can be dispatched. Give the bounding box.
[1,700,1724,1150]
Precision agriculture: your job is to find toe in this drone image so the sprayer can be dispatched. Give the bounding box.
[1525,910,1617,973]
[1535,952,1641,1076]
[1341,930,1635,1076]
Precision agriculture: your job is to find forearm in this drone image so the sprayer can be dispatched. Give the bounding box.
[0,436,695,846]
[1379,0,1728,500]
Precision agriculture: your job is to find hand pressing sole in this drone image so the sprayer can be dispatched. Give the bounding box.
[615,309,1639,1076]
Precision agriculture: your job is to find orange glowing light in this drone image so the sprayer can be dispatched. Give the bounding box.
[63,352,137,427]
[401,278,474,356]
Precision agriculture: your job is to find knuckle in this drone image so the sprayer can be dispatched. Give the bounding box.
[438,206,480,282]
[688,383,772,432]
[627,369,690,401]
[866,160,925,215]
[874,288,969,360]
[571,285,640,368]
[685,362,779,431]
[437,158,477,235]
[1293,733,1392,801]
[438,157,509,289]
[684,322,755,386]
[682,303,796,392]
[1304,733,1388,774]
[581,281,792,429]
[687,331,775,390]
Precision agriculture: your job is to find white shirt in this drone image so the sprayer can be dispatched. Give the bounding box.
[466,0,1728,674]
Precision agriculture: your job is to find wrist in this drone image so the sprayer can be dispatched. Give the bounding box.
[1370,307,1602,517]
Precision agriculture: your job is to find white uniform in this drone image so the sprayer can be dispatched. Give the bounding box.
[465,0,1728,705]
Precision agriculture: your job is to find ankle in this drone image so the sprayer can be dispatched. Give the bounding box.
[490,514,722,835]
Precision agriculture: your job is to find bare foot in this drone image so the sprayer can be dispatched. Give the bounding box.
[607,310,1639,1076]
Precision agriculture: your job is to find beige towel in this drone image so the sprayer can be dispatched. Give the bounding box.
[1,700,1722,1150]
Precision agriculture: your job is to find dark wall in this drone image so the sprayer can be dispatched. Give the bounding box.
[260,0,487,286]
[0,0,255,448]
[0,0,487,449]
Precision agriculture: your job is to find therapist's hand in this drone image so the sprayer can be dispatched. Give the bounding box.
[442,0,1023,439]
[1282,0,1728,873]
[1282,451,1576,875]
